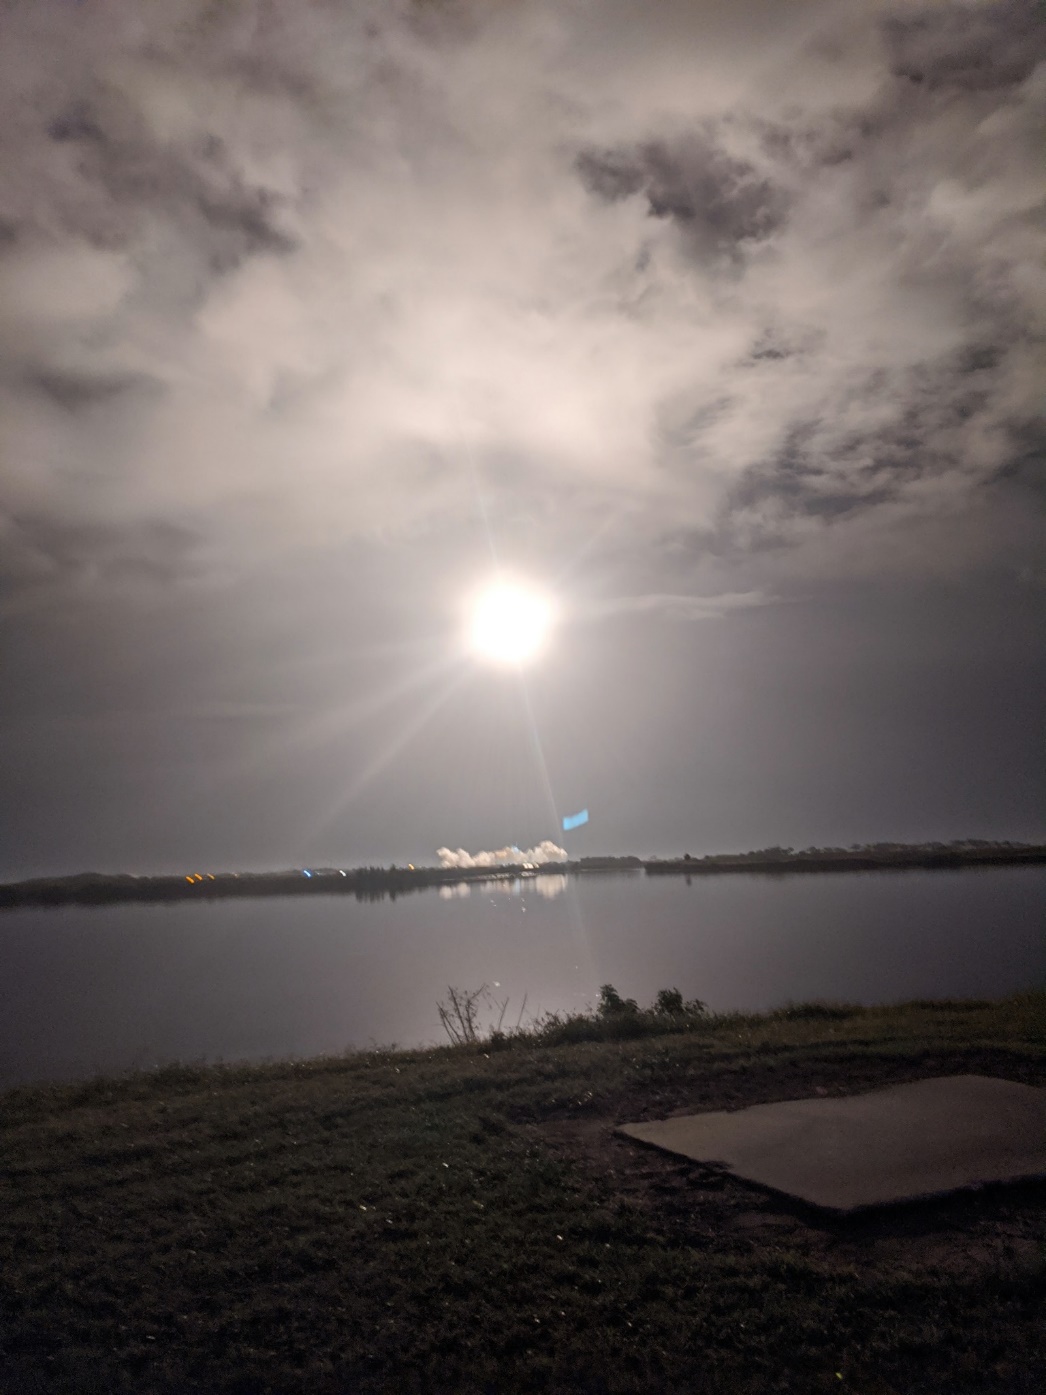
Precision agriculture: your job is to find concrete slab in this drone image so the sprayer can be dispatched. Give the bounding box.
[617,1075,1046,1212]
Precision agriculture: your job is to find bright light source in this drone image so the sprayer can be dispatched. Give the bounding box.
[468,580,553,667]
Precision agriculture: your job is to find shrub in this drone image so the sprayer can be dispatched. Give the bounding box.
[597,983,638,1017]
[436,984,710,1050]
[654,987,684,1015]
[436,985,490,1045]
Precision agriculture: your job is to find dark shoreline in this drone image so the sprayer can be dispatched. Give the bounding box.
[646,844,1046,877]
[0,842,1043,910]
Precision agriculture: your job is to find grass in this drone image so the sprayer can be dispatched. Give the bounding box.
[1,992,1044,1393]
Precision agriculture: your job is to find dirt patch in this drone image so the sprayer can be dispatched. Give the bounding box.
[536,1048,1046,1283]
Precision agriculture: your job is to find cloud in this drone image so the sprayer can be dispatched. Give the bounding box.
[437,841,567,870]
[577,134,790,259]
[0,0,1042,598]
[583,590,775,621]
[881,0,1043,93]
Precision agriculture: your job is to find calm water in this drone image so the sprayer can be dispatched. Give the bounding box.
[1,867,1042,1088]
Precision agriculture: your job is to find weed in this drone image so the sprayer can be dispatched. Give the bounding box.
[436,983,489,1045]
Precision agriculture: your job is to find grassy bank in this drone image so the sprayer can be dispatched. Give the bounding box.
[2,993,1044,1394]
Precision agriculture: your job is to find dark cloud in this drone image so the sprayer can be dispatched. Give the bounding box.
[44,93,297,266]
[577,135,789,257]
[0,514,199,598]
[883,0,1045,92]
[28,368,153,412]
[47,100,105,145]
[725,334,1041,539]
[994,416,1046,489]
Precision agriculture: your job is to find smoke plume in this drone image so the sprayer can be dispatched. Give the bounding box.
[437,841,567,870]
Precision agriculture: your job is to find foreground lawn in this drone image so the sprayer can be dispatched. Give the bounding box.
[1,993,1044,1394]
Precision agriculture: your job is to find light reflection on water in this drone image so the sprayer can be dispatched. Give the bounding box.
[532,875,568,900]
[438,874,569,901]
[0,866,1042,1088]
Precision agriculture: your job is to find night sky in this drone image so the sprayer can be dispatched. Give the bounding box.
[1,0,1043,880]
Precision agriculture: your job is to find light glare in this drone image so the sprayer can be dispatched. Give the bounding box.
[469,581,553,666]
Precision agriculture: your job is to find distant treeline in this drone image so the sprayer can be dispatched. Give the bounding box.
[0,843,1041,910]
[645,840,1046,876]
[0,864,521,910]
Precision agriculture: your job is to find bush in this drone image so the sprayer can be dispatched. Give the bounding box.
[654,987,684,1014]
[597,983,639,1017]
[436,984,710,1050]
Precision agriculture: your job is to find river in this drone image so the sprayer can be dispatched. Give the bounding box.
[1,865,1042,1088]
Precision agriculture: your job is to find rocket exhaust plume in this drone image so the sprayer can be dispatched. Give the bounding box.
[436,841,567,869]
